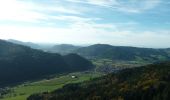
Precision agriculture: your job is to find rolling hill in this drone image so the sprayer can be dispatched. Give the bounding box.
[74,44,170,62]
[47,44,81,54]
[28,61,170,100]
[7,39,41,49]
[0,39,93,87]
[6,40,170,62]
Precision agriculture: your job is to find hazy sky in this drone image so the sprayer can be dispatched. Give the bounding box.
[0,0,170,48]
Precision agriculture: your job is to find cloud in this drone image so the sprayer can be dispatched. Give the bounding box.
[86,0,118,6]
[31,2,82,15]
[67,0,118,7]
[0,0,169,48]
[1,20,170,48]
[0,0,160,23]
[50,15,101,23]
[116,0,161,13]
[67,0,161,13]
[0,0,49,22]
[0,0,82,22]
[45,7,81,14]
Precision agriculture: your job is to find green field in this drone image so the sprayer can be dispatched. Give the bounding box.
[1,72,102,100]
[0,59,146,100]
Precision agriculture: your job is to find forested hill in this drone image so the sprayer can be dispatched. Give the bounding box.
[6,40,170,62]
[0,39,93,87]
[47,44,81,54]
[74,44,170,62]
[7,39,40,49]
[28,61,170,100]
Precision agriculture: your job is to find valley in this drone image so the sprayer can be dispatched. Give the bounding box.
[0,71,102,100]
[28,61,170,100]
[0,39,170,100]
[0,1,169,99]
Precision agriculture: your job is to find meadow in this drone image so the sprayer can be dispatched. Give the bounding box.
[1,71,102,100]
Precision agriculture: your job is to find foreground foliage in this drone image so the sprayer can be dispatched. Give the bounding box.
[28,61,170,100]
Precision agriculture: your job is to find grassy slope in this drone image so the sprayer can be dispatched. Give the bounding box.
[1,72,102,100]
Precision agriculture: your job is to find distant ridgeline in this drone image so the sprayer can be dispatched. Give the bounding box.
[47,44,81,54]
[0,39,93,87]
[28,61,170,100]
[73,44,170,62]
[8,39,170,62]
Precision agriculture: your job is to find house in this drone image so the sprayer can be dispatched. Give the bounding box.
[71,75,77,79]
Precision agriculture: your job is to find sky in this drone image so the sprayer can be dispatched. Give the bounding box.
[0,0,170,48]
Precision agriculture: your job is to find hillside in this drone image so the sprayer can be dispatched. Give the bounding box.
[28,61,170,100]
[0,39,93,87]
[74,44,170,62]
[6,40,170,62]
[7,39,41,49]
[47,44,81,54]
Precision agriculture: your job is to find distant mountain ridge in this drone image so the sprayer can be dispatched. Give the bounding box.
[47,44,81,54]
[0,39,93,87]
[7,39,40,49]
[6,39,170,62]
[7,39,81,54]
[74,44,170,62]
